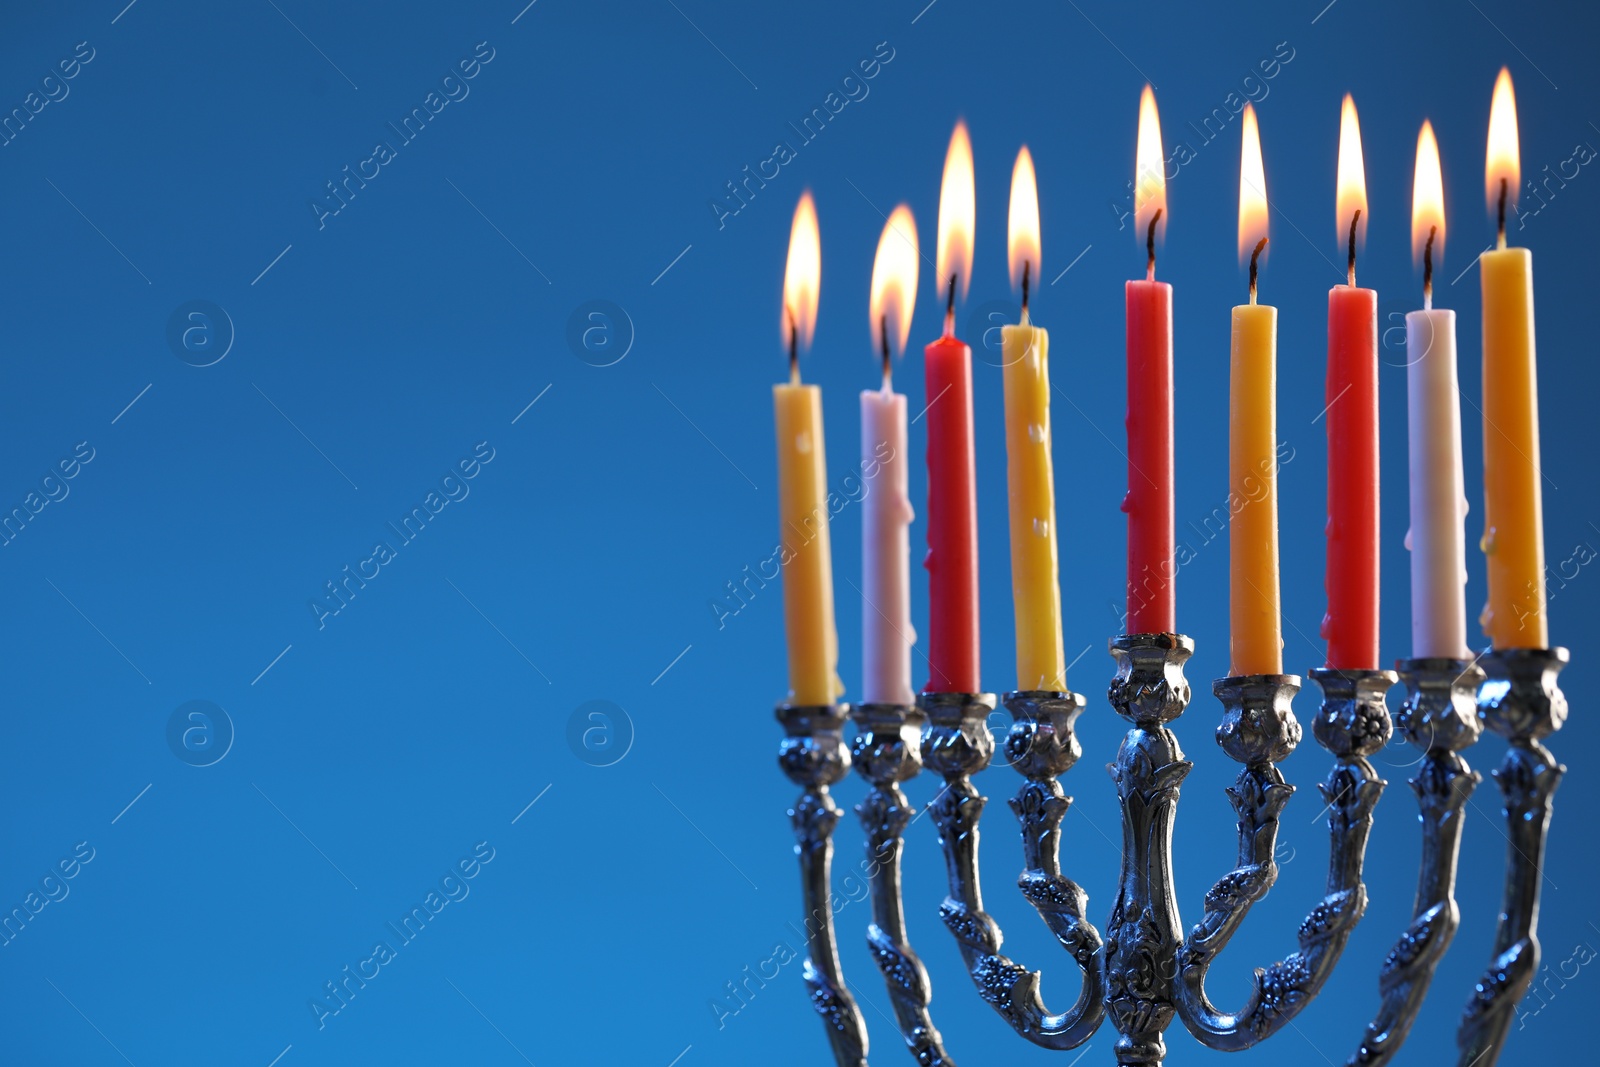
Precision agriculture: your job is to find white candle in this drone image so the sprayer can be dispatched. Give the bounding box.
[1405,121,1469,659]
[862,206,919,706]
[861,388,914,704]
[1405,309,1468,658]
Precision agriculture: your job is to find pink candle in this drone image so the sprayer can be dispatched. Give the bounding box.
[861,206,919,706]
[861,389,913,704]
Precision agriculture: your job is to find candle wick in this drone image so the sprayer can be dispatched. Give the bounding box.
[1347,209,1360,287]
[787,308,800,385]
[944,273,956,337]
[1248,237,1267,305]
[1423,225,1437,310]
[1497,177,1508,249]
[1021,260,1031,316]
[879,313,891,391]
[1146,208,1161,282]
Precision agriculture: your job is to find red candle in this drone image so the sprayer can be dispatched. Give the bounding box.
[1322,95,1380,670]
[923,122,980,693]
[1123,87,1176,636]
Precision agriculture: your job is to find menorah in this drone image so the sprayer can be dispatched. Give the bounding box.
[775,633,1568,1067]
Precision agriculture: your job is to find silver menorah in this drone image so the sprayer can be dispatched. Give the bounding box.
[775,633,1568,1067]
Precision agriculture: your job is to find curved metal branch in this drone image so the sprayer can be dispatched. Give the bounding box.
[851,703,955,1066]
[1004,691,1107,1037]
[919,691,1103,1050]
[1350,658,1483,1066]
[1175,670,1388,1049]
[777,703,870,1067]
[1457,647,1568,1067]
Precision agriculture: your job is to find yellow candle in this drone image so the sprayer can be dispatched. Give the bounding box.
[1230,304,1282,675]
[1480,69,1547,650]
[1002,147,1065,692]
[776,193,842,705]
[775,383,842,703]
[1229,104,1283,677]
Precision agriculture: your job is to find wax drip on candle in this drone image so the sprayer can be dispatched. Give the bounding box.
[1248,237,1268,305]
[787,308,800,386]
[1146,208,1162,283]
[879,313,892,393]
[1497,177,1508,250]
[1347,209,1361,287]
[943,274,956,338]
[1423,225,1437,311]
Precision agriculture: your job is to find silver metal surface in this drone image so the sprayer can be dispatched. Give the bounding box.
[777,701,869,1067]
[1457,646,1568,1067]
[1350,657,1483,1065]
[850,702,955,1066]
[776,639,1572,1066]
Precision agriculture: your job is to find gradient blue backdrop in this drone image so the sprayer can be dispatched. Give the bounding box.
[0,1,1594,1064]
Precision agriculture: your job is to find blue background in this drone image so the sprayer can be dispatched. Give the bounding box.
[0,1,1594,1064]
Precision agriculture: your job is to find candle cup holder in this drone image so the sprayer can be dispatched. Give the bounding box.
[1348,657,1483,1066]
[849,702,954,1066]
[1457,646,1569,1067]
[919,689,1104,1050]
[776,702,869,1067]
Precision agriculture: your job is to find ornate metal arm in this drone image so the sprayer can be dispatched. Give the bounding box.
[1457,646,1568,1067]
[919,690,1104,1049]
[1004,690,1107,1034]
[777,703,869,1067]
[1174,668,1391,1050]
[850,703,955,1066]
[1349,657,1483,1066]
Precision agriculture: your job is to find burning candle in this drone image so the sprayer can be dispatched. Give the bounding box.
[1479,68,1548,649]
[1405,120,1470,659]
[775,192,842,705]
[1322,95,1381,670]
[1124,86,1176,636]
[861,206,919,707]
[1229,105,1283,677]
[1001,147,1066,693]
[923,122,981,694]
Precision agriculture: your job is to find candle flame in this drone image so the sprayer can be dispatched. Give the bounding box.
[1336,94,1368,253]
[1412,120,1446,267]
[1007,146,1040,293]
[782,191,821,353]
[936,121,975,303]
[1486,67,1520,219]
[1238,104,1269,265]
[870,205,919,359]
[1135,85,1167,246]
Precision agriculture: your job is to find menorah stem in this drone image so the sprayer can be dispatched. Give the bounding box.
[1457,647,1569,1067]
[1350,658,1483,1066]
[777,703,870,1067]
[851,703,955,1066]
[1104,633,1195,1067]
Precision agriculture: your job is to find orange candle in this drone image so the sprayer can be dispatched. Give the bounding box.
[775,193,842,705]
[1229,105,1283,677]
[1479,69,1548,649]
